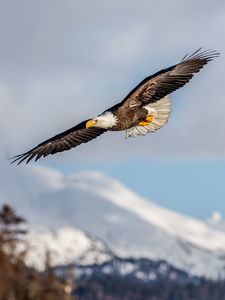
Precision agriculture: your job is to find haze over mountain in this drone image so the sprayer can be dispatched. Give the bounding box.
[1,160,225,279]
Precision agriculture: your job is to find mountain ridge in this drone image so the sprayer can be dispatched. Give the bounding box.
[1,162,225,279]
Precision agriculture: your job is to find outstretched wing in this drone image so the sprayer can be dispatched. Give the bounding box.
[11,120,106,165]
[120,49,219,107]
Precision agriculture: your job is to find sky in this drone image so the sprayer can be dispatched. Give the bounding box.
[0,0,225,219]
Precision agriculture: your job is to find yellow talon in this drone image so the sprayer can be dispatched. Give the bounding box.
[146,115,154,122]
[138,121,151,126]
[138,115,154,126]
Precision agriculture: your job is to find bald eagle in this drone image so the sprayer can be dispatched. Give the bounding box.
[12,49,219,165]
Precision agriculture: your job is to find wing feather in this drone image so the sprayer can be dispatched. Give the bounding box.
[11,120,106,165]
[121,49,219,107]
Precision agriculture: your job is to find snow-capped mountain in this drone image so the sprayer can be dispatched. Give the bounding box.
[1,161,225,279]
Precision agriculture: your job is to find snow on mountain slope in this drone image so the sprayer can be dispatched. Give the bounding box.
[69,171,225,253]
[25,227,112,270]
[206,212,225,232]
[1,161,225,278]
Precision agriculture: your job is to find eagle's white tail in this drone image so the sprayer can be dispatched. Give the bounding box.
[125,96,172,139]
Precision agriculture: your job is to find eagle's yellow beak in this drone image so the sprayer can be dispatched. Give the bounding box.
[86,119,97,128]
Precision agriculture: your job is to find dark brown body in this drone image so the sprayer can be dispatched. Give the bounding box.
[109,104,148,131]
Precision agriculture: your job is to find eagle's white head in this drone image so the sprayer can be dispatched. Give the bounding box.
[86,111,118,129]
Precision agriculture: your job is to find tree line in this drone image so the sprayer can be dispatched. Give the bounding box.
[0,204,75,300]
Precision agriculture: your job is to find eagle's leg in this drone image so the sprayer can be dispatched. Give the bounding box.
[138,115,154,126]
